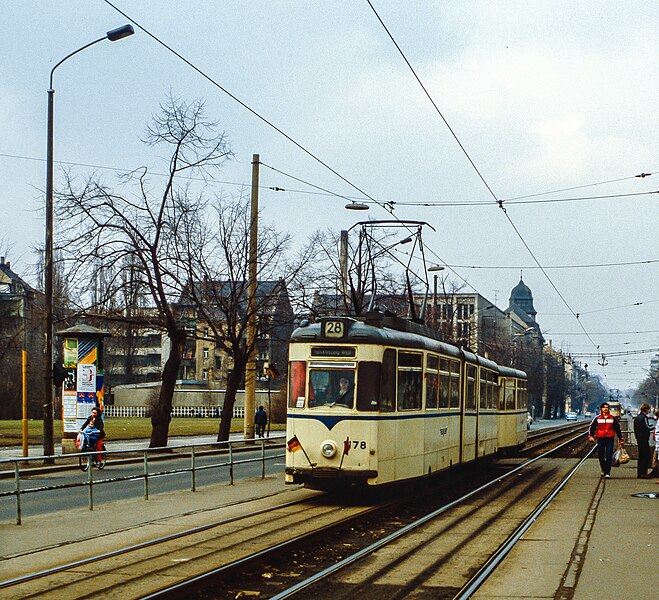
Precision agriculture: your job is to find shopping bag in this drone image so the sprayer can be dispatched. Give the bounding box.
[76,432,84,450]
[618,446,630,465]
[612,449,621,467]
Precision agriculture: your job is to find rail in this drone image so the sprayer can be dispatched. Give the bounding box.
[0,438,285,525]
[269,432,588,600]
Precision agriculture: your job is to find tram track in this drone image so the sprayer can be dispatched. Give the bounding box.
[521,421,590,455]
[0,493,397,599]
[1,428,590,599]
[254,433,594,600]
[181,432,591,599]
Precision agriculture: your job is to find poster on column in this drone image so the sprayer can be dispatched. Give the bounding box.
[63,338,78,368]
[77,364,96,393]
[62,390,78,432]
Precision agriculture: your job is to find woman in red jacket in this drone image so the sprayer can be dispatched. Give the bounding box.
[588,402,624,478]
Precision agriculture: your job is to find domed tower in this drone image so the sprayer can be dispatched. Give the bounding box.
[507,276,537,323]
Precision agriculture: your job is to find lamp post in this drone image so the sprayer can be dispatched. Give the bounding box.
[44,24,134,459]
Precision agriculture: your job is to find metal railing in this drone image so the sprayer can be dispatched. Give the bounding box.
[0,438,285,525]
[102,405,247,418]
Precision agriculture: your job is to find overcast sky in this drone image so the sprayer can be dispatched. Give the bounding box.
[1,1,657,393]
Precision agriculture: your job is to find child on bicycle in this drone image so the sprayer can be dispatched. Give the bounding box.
[80,406,105,459]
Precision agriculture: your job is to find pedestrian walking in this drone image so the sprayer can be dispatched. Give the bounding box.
[588,402,624,478]
[633,403,653,478]
[650,409,659,478]
[255,405,268,438]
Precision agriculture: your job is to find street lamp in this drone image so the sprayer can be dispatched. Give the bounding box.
[345,201,369,211]
[44,24,134,459]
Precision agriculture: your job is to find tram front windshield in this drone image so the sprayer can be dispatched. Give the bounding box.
[309,369,355,408]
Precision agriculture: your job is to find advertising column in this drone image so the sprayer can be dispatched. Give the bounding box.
[58,325,109,453]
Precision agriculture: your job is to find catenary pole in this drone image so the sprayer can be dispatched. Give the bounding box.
[244,154,259,440]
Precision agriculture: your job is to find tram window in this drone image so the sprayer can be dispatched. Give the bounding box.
[357,362,381,411]
[426,371,439,409]
[399,352,422,368]
[398,370,422,410]
[466,365,476,410]
[517,382,527,409]
[439,372,449,408]
[479,373,486,409]
[426,354,439,409]
[505,381,515,410]
[449,360,460,408]
[288,361,307,408]
[308,369,354,408]
[379,349,396,412]
[494,382,501,409]
[488,373,496,409]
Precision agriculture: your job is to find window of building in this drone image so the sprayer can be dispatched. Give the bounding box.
[203,348,209,358]
[202,369,208,380]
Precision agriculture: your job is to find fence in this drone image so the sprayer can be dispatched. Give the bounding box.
[0,437,284,525]
[103,406,247,418]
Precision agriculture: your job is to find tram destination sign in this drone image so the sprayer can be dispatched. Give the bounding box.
[311,346,356,358]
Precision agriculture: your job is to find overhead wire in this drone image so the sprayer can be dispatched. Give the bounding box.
[104,0,638,376]
[366,0,607,357]
[391,190,657,206]
[444,259,659,270]
[102,0,390,215]
[5,149,654,208]
[503,171,655,201]
[102,1,476,298]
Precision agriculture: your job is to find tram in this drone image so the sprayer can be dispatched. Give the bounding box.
[285,313,528,490]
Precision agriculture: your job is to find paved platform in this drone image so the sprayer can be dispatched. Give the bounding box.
[1,454,656,598]
[0,432,285,463]
[474,458,657,599]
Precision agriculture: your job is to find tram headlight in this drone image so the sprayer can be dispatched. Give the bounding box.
[320,440,337,458]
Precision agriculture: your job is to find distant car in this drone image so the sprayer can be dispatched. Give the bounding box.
[584,411,592,418]
[527,413,533,429]
[566,411,578,421]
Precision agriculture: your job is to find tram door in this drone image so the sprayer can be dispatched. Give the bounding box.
[461,364,478,463]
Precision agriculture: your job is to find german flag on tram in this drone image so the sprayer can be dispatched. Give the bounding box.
[287,435,302,453]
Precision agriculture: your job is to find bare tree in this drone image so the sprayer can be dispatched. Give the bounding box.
[56,95,233,447]
[178,196,308,441]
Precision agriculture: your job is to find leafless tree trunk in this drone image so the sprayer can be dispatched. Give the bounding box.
[178,196,308,442]
[56,95,233,447]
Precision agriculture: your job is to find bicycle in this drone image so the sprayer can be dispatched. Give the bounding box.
[76,431,107,471]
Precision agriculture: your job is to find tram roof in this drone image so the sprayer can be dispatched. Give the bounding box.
[291,315,526,378]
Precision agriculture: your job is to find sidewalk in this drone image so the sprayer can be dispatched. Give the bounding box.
[474,459,657,599]
[0,432,285,463]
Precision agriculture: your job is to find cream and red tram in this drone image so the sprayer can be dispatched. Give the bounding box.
[285,315,528,489]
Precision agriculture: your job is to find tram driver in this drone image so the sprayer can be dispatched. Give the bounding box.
[335,376,354,406]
